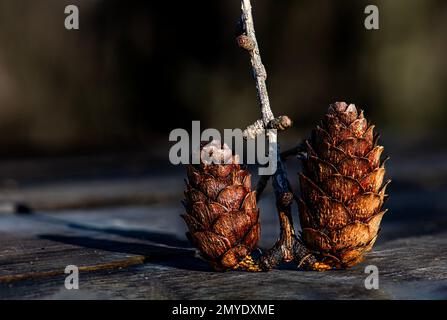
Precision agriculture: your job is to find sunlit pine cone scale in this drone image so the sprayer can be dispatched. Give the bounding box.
[182,146,260,271]
[299,102,390,269]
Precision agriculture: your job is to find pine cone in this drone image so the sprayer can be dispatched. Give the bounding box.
[299,102,390,269]
[182,142,260,271]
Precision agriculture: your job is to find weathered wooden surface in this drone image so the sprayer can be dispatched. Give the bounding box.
[0,152,446,299]
[0,204,445,299]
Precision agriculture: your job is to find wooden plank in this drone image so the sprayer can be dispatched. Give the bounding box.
[0,206,194,283]
[1,233,446,299]
[0,232,194,283]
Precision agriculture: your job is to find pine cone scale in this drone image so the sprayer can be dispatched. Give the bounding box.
[193,231,231,258]
[213,210,253,244]
[338,157,371,179]
[217,185,246,209]
[242,222,261,248]
[366,145,384,168]
[360,167,385,192]
[220,245,250,268]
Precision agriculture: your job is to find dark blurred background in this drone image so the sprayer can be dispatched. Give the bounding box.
[0,0,446,155]
[0,0,446,203]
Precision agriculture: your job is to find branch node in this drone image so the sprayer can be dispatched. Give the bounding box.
[243,115,292,140]
[278,191,294,209]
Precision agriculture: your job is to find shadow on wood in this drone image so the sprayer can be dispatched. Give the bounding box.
[66,222,190,248]
[38,234,211,272]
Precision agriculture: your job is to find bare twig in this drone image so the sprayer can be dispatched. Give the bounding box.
[238,0,317,271]
[240,0,274,125]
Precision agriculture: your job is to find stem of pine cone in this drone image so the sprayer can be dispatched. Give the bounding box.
[256,142,307,201]
[238,0,317,271]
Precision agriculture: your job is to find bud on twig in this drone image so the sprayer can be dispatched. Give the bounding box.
[236,34,256,51]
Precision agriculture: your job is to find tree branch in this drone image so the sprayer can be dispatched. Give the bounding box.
[237,0,318,271]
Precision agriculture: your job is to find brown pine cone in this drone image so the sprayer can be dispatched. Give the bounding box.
[182,142,260,271]
[299,102,390,269]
